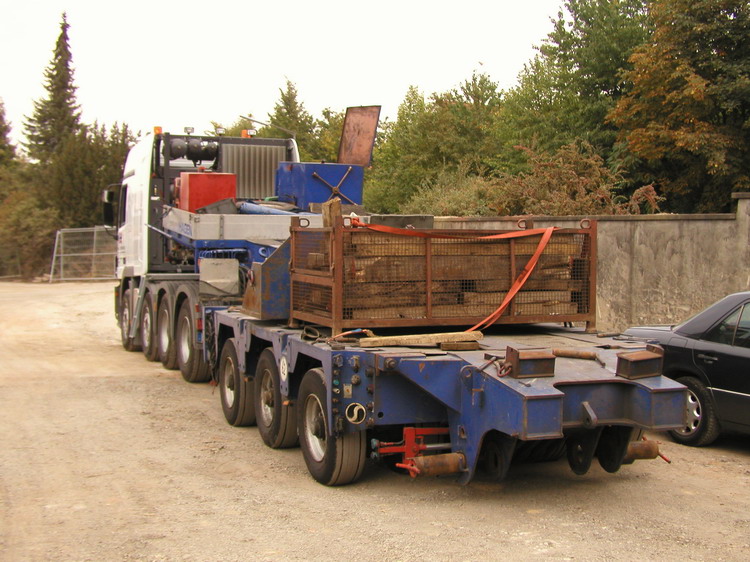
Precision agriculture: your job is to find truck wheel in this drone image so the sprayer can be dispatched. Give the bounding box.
[254,349,298,448]
[176,301,210,383]
[219,338,256,427]
[120,288,141,352]
[669,377,720,446]
[298,368,366,486]
[140,292,158,361]
[157,297,178,370]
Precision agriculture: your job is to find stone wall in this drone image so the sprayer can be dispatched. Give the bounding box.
[434,193,750,332]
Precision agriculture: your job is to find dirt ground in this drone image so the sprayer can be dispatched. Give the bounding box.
[1,281,749,561]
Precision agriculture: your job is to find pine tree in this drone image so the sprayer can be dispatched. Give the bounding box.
[257,80,316,160]
[0,99,16,167]
[23,13,81,161]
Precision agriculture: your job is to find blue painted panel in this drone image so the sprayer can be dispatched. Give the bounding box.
[275,162,364,209]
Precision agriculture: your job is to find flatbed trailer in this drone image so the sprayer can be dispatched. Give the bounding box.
[209,307,685,485]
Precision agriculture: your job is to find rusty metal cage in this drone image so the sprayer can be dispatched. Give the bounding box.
[290,218,597,334]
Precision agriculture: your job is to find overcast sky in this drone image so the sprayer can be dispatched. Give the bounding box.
[2,1,564,147]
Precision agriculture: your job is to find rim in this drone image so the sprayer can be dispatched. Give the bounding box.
[222,356,236,407]
[178,316,191,364]
[158,308,169,351]
[676,389,701,435]
[304,393,327,462]
[259,369,275,427]
[141,304,151,350]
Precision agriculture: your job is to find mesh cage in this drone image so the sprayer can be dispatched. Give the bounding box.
[291,222,596,333]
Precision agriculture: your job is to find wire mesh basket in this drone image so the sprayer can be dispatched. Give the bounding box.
[290,218,596,334]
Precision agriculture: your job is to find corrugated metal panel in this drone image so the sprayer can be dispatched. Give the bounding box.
[220,144,288,199]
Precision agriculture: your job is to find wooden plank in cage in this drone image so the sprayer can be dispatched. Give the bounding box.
[349,305,427,320]
[515,302,579,316]
[346,256,427,283]
[463,290,573,306]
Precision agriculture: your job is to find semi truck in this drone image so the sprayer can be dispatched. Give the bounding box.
[107,116,686,486]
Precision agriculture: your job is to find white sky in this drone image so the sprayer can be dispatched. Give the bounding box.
[1,0,564,147]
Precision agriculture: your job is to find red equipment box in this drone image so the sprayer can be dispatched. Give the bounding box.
[177,172,237,213]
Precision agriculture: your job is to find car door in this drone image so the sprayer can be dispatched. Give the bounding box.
[693,302,750,429]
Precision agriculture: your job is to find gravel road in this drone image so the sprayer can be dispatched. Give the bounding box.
[1,281,749,561]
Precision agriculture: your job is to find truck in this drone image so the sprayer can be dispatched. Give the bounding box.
[106,113,686,486]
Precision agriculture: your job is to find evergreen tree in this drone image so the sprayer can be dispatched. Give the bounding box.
[256,80,316,160]
[46,122,136,227]
[23,13,81,161]
[0,99,16,167]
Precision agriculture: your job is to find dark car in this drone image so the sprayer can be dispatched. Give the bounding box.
[624,291,750,446]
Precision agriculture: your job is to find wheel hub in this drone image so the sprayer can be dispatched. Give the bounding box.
[677,389,701,435]
[312,415,325,439]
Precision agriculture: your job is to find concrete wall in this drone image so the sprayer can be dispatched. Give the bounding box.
[434,193,750,332]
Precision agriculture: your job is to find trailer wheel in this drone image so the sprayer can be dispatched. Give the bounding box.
[140,292,158,361]
[157,297,178,370]
[254,349,298,448]
[176,301,210,383]
[219,338,256,427]
[119,288,141,352]
[298,368,366,486]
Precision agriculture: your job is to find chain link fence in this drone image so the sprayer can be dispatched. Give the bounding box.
[49,226,117,282]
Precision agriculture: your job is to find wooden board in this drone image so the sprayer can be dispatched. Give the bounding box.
[463,290,572,306]
[358,331,483,348]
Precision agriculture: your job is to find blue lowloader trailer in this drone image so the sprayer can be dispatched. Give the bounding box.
[108,121,686,486]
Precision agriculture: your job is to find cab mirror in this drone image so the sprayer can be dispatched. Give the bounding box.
[102,189,115,227]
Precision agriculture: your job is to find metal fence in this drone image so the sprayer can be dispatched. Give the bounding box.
[49,226,117,282]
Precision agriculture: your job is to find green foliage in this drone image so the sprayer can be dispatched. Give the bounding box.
[609,0,750,212]
[401,163,499,217]
[0,99,16,167]
[491,141,661,215]
[365,87,430,213]
[402,142,663,217]
[313,108,345,162]
[255,80,317,161]
[365,75,507,213]
[43,123,136,228]
[0,190,62,279]
[23,13,81,162]
[502,0,651,157]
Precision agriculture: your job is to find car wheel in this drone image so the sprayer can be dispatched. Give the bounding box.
[669,377,720,446]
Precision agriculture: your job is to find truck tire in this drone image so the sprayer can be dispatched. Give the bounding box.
[119,288,141,352]
[669,377,720,446]
[219,338,256,427]
[157,297,178,370]
[176,301,210,383]
[255,349,298,448]
[140,292,159,361]
[298,368,366,486]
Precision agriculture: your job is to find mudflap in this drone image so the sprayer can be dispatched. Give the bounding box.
[565,425,634,475]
